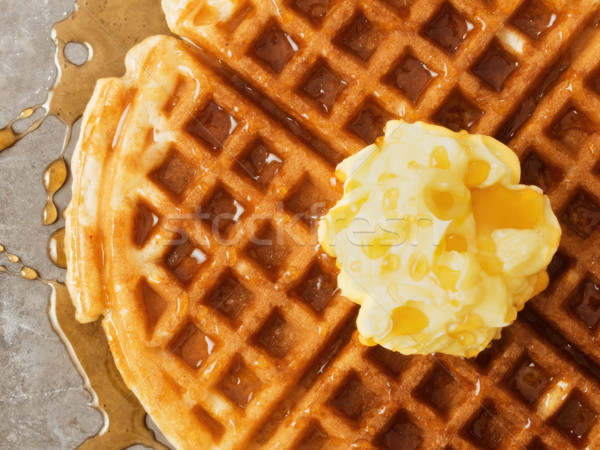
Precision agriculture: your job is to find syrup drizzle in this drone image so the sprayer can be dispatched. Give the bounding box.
[1,0,172,447]
[0,245,169,449]
[1,0,171,224]
[0,104,49,153]
[43,157,69,226]
[48,227,68,269]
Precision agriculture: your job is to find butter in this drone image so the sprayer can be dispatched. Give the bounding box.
[318,121,561,357]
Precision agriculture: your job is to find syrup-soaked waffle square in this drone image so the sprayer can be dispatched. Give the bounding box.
[329,371,375,421]
[169,321,216,370]
[218,354,263,409]
[462,401,512,448]
[346,97,394,143]
[520,148,564,193]
[132,202,161,247]
[503,353,553,406]
[423,2,474,54]
[65,0,600,448]
[568,277,600,330]
[251,22,300,73]
[299,59,348,114]
[198,183,245,237]
[151,149,197,198]
[434,88,484,132]
[186,99,238,151]
[235,137,284,188]
[377,410,423,450]
[384,51,438,104]
[552,390,599,443]
[334,11,383,62]
[291,0,331,24]
[203,269,254,325]
[291,259,337,313]
[510,0,558,41]
[471,38,519,92]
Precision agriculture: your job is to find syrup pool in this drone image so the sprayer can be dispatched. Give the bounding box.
[1,0,172,448]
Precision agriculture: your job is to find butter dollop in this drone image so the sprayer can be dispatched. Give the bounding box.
[318,121,561,357]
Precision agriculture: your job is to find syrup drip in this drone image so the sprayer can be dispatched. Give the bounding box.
[1,0,173,447]
[1,0,172,224]
[0,104,48,153]
[0,245,38,279]
[43,157,68,225]
[48,227,68,269]
[0,245,169,449]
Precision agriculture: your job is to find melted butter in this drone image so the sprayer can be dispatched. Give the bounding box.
[319,121,561,357]
[408,160,421,170]
[391,305,429,335]
[464,160,491,187]
[383,253,400,272]
[447,314,485,347]
[458,331,476,346]
[505,307,518,323]
[362,239,390,259]
[383,188,399,212]
[328,200,365,236]
[378,172,397,182]
[408,251,429,282]
[431,145,450,169]
[534,270,550,295]
[433,264,461,291]
[425,187,457,221]
[432,190,454,211]
[445,233,467,253]
[476,234,497,253]
[387,284,430,335]
[472,184,544,233]
[477,253,504,276]
[345,179,361,193]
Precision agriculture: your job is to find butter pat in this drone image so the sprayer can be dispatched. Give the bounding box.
[318,121,561,357]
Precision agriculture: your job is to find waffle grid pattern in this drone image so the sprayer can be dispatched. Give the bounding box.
[72,0,600,448]
[158,0,600,447]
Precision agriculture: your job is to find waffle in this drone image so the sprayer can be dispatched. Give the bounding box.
[65,0,600,448]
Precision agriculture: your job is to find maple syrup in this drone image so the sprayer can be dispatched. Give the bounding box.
[424,2,473,54]
[1,0,172,222]
[0,104,49,153]
[48,227,67,269]
[386,53,437,104]
[43,157,68,225]
[0,245,169,449]
[1,0,173,447]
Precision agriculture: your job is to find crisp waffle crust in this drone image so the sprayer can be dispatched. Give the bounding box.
[66,0,600,448]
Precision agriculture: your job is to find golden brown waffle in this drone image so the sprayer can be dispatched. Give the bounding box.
[66,0,600,448]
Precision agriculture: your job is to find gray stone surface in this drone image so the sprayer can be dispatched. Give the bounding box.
[0,2,165,448]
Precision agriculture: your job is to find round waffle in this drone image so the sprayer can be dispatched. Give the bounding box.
[67,0,600,448]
